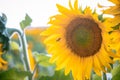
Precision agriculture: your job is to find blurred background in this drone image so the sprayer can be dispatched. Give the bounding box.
[0,0,112,28]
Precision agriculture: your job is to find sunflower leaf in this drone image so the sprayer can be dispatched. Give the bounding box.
[20,14,32,30]
[33,52,53,67]
[10,41,20,52]
[39,69,73,80]
[0,68,31,80]
[38,65,55,77]
[92,74,102,80]
[111,64,120,80]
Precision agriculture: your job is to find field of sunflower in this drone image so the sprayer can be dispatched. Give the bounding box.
[0,0,120,80]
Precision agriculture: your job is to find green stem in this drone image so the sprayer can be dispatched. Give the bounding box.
[9,28,31,80]
[103,72,107,80]
[90,70,93,80]
[20,32,30,70]
[20,31,32,80]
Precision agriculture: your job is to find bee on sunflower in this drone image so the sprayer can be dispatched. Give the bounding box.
[41,0,116,80]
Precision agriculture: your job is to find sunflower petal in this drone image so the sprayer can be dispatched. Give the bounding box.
[84,7,92,15]
[69,0,73,10]
[103,6,120,15]
[56,4,74,17]
[74,0,78,10]
[109,0,120,5]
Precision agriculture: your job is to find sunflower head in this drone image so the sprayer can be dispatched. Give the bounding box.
[41,0,114,80]
[65,16,102,57]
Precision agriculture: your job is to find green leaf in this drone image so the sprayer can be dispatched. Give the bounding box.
[98,14,104,22]
[111,64,120,80]
[20,14,32,30]
[0,68,31,80]
[93,74,102,80]
[10,41,20,51]
[33,52,56,78]
[39,69,73,80]
[33,52,53,67]
[39,65,55,77]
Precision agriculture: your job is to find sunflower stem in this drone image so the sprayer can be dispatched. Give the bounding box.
[90,70,93,80]
[103,72,107,80]
[9,28,31,80]
[20,31,31,80]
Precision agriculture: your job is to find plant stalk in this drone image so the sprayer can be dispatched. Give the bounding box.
[103,72,107,80]
[13,29,31,80]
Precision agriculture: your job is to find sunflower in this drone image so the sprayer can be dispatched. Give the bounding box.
[0,31,9,70]
[41,0,114,80]
[0,44,8,70]
[99,0,120,56]
[101,0,120,28]
[108,30,120,61]
[103,0,120,15]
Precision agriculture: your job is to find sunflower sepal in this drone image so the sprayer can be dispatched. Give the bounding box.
[111,23,120,30]
[98,14,105,22]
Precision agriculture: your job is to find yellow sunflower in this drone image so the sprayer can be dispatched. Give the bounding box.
[0,44,8,70]
[101,0,120,28]
[103,0,120,15]
[41,0,114,80]
[99,0,120,57]
[109,30,120,61]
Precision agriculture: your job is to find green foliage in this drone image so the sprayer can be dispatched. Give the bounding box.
[10,41,20,52]
[34,52,53,67]
[92,74,102,80]
[20,14,32,30]
[0,13,72,80]
[26,35,46,53]
[38,65,55,78]
[39,69,73,80]
[98,14,104,22]
[5,49,24,70]
[0,68,31,80]
[32,52,56,79]
[112,64,120,80]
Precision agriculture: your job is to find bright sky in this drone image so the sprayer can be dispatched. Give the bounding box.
[0,0,112,29]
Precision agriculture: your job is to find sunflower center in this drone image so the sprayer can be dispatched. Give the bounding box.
[66,17,102,57]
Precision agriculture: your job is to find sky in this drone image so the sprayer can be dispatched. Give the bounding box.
[0,0,112,29]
